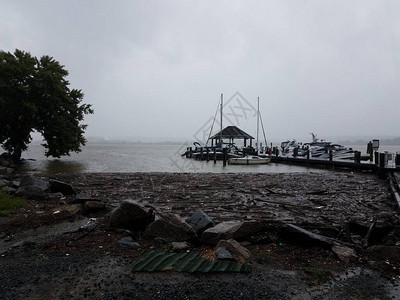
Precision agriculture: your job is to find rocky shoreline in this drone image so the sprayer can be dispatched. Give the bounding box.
[1,161,400,299]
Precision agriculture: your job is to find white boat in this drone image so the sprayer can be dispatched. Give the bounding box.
[228,155,271,165]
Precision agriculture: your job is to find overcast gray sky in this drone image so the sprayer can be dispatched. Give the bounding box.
[1,0,399,143]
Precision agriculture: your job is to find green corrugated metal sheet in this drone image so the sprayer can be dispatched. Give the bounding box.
[132,250,251,273]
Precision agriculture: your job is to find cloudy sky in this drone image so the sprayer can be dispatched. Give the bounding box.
[1,0,399,143]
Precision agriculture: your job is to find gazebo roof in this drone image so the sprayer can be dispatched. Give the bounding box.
[210,126,254,140]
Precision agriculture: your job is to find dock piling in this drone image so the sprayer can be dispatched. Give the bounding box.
[379,153,386,169]
[223,148,227,166]
[213,148,216,164]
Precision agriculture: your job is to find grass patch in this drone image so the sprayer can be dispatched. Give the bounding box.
[0,191,27,216]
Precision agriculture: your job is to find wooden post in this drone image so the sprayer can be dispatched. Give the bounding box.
[396,154,400,166]
[189,147,193,158]
[293,148,298,157]
[354,151,361,163]
[374,151,379,165]
[206,148,209,162]
[223,148,227,166]
[369,150,373,162]
[379,153,386,169]
[306,148,310,159]
[200,147,203,160]
[329,149,333,161]
[213,148,217,164]
[186,147,189,158]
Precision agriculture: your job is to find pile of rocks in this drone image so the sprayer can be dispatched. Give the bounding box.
[1,172,107,215]
[108,199,357,263]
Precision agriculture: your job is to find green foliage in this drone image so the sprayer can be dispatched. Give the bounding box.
[0,191,27,216]
[0,49,93,159]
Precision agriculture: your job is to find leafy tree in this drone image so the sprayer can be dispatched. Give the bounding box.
[0,49,93,160]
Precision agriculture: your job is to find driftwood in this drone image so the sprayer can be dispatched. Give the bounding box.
[363,218,377,248]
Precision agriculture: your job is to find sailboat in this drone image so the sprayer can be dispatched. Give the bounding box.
[228,97,271,165]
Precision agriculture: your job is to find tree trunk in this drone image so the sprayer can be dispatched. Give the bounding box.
[12,144,22,161]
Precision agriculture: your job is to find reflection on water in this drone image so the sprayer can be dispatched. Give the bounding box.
[21,143,400,176]
[43,160,87,174]
[18,159,87,175]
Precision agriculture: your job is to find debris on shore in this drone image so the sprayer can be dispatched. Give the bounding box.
[1,168,400,299]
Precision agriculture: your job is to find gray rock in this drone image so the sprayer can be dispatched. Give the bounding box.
[2,186,16,194]
[144,213,196,242]
[84,201,106,213]
[171,241,190,251]
[216,239,251,260]
[332,245,357,262]
[281,224,341,248]
[187,209,214,236]
[49,179,76,195]
[0,179,9,187]
[11,180,20,188]
[201,221,265,246]
[232,221,265,239]
[216,247,234,260]
[16,185,47,199]
[19,175,49,190]
[109,199,155,231]
[201,221,243,245]
[118,237,140,249]
[0,166,14,176]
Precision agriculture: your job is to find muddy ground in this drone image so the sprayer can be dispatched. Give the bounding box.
[1,171,400,299]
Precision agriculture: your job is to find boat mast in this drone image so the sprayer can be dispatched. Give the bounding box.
[220,93,223,147]
[256,97,260,155]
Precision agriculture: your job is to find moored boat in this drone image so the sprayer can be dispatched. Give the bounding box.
[228,155,271,165]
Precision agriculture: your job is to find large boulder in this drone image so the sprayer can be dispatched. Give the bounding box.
[201,221,243,245]
[144,213,196,242]
[49,179,76,195]
[16,175,50,199]
[19,175,49,191]
[16,185,47,199]
[109,199,155,231]
[201,221,265,246]
[217,239,251,261]
[187,209,214,236]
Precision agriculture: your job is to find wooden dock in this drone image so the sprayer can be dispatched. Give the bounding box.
[270,154,400,173]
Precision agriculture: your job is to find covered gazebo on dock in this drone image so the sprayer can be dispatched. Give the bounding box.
[209,126,254,148]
